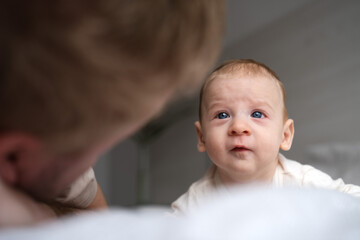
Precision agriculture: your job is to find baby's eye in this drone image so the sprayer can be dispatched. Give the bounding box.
[251,111,265,119]
[216,112,229,119]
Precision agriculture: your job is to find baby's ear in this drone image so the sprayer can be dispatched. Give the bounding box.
[280,119,294,151]
[194,121,206,152]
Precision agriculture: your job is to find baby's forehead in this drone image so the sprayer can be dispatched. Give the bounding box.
[206,71,281,94]
[199,61,288,120]
[202,71,285,110]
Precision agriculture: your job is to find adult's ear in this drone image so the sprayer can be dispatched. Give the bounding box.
[194,121,206,152]
[280,119,295,151]
[0,133,42,186]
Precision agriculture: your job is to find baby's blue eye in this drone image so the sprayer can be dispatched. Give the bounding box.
[251,111,264,118]
[217,112,229,119]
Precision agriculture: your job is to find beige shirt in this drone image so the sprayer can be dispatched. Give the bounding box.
[55,168,97,208]
[171,154,360,214]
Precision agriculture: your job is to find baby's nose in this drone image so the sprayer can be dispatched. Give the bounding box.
[228,117,251,136]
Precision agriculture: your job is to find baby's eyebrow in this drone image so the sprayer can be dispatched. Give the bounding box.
[205,98,278,114]
[205,100,226,112]
[251,99,275,112]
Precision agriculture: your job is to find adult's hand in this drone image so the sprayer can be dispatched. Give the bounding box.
[0,180,108,228]
[0,179,56,228]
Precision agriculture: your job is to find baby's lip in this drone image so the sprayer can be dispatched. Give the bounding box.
[231,145,251,152]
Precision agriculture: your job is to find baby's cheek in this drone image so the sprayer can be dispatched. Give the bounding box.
[259,134,281,155]
[206,142,222,159]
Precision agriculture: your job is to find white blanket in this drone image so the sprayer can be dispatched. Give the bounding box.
[1,186,360,240]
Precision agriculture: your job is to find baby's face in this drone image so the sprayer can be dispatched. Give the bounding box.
[196,73,293,184]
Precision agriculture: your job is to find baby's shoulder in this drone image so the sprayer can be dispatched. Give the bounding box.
[280,155,334,187]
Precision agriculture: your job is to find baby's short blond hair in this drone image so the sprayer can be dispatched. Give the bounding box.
[199,59,288,122]
[0,0,224,153]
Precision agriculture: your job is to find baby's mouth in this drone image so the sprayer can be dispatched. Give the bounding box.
[231,146,250,152]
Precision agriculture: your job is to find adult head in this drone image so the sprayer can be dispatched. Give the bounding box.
[0,0,225,200]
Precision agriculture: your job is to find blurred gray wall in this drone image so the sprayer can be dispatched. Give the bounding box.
[95,0,360,206]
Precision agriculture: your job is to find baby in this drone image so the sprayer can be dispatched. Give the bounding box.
[172,59,360,214]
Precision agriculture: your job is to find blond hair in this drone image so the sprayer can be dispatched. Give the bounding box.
[0,0,225,153]
[199,59,288,122]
